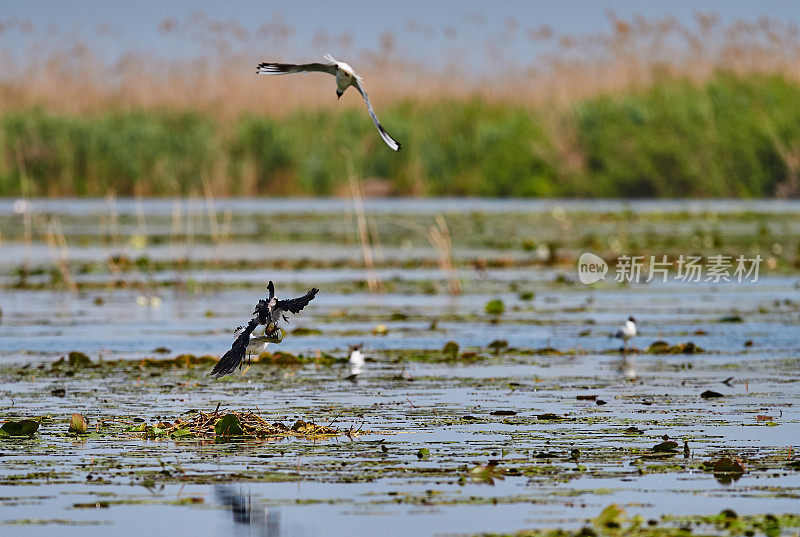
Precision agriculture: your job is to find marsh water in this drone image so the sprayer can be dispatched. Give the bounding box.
[1,199,799,536]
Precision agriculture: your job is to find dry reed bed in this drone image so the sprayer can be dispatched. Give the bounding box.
[2,12,800,116]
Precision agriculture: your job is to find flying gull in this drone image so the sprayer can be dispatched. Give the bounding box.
[209,281,319,379]
[257,54,401,151]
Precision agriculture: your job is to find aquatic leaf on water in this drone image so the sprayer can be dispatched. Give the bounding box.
[647,341,704,354]
[652,441,679,453]
[442,341,459,359]
[69,413,88,434]
[372,324,388,335]
[470,461,507,485]
[537,413,566,421]
[214,414,244,436]
[490,410,517,416]
[713,457,746,473]
[487,339,508,352]
[68,351,92,368]
[593,504,626,528]
[416,448,430,459]
[0,419,39,437]
[701,390,724,399]
[291,327,322,336]
[125,423,148,433]
[484,299,505,315]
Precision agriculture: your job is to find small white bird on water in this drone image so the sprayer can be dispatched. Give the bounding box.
[612,316,638,353]
[346,344,365,381]
[257,54,401,151]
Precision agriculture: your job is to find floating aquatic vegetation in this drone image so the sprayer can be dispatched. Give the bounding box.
[704,457,747,484]
[485,299,505,316]
[709,457,746,474]
[68,413,88,434]
[372,323,389,335]
[700,390,724,399]
[470,461,508,485]
[487,339,509,353]
[593,503,626,529]
[0,419,39,437]
[123,408,346,440]
[536,413,568,421]
[442,341,460,360]
[646,341,704,354]
[291,327,323,336]
[51,352,93,370]
[652,441,679,453]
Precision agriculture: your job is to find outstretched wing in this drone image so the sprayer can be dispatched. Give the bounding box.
[275,288,319,315]
[257,61,336,76]
[353,80,401,151]
[210,316,258,379]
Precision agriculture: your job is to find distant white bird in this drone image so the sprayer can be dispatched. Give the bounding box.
[611,316,637,353]
[346,344,365,381]
[257,54,401,151]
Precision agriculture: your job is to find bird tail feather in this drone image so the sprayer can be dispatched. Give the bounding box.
[209,347,245,379]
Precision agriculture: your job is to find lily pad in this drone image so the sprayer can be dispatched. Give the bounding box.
[593,504,626,529]
[0,419,39,437]
[68,413,88,434]
[713,457,746,473]
[416,448,430,459]
[701,390,724,399]
[484,299,505,316]
[470,461,507,484]
[487,339,508,352]
[372,324,388,335]
[652,441,679,453]
[214,414,244,436]
[68,351,92,368]
[442,341,460,359]
[291,327,322,336]
[537,413,566,421]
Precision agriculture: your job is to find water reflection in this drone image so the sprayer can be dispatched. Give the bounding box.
[620,354,637,380]
[215,485,281,536]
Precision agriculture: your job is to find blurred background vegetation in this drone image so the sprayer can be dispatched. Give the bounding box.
[1,11,800,198]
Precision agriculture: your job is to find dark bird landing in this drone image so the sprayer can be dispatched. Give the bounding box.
[209,281,319,379]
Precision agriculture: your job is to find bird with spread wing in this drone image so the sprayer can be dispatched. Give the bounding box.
[257,54,401,151]
[209,282,319,379]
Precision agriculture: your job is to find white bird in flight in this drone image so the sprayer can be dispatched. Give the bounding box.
[257,54,401,151]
